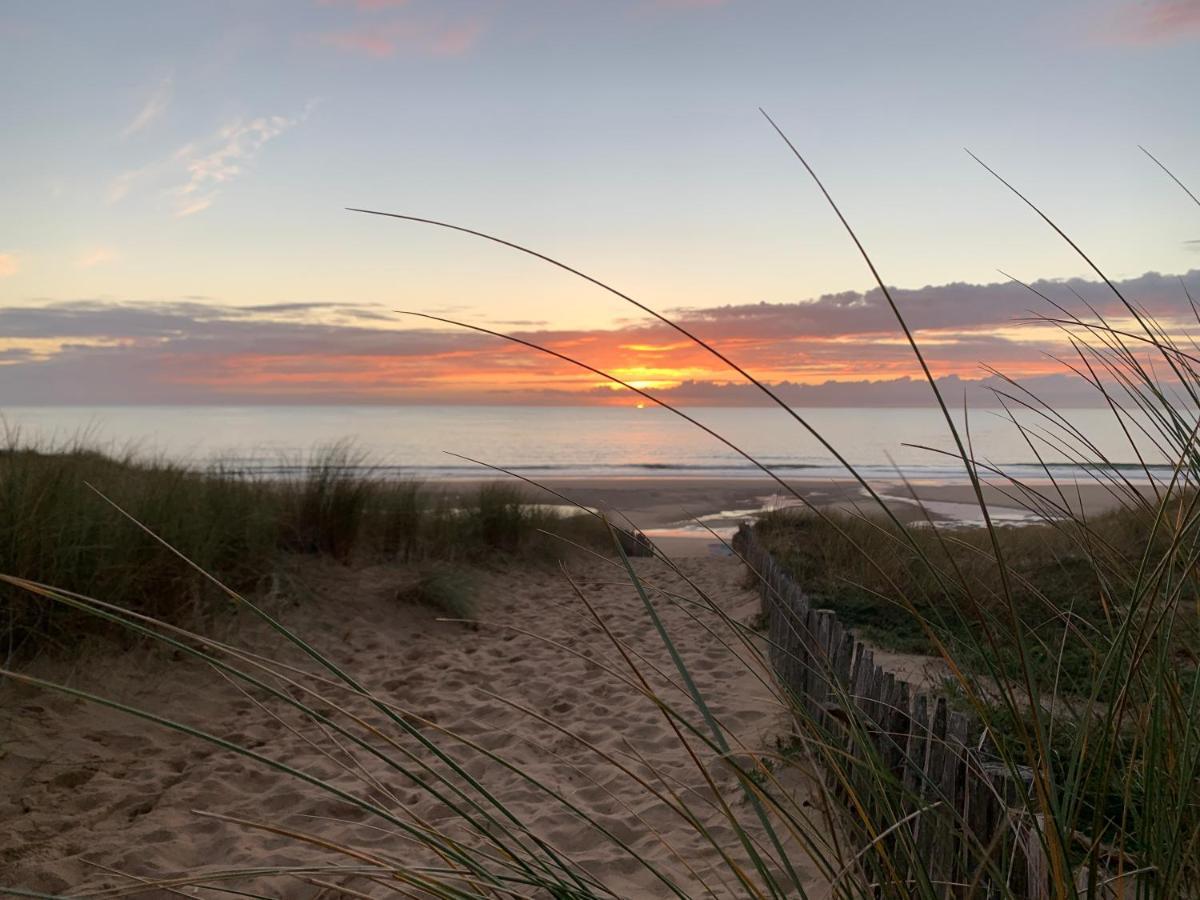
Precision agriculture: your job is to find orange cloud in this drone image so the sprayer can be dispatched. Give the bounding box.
[0,270,1195,405]
[1096,0,1200,45]
[432,17,484,56]
[0,252,18,277]
[318,15,485,58]
[619,340,694,353]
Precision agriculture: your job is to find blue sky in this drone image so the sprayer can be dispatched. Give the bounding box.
[0,1,1197,402]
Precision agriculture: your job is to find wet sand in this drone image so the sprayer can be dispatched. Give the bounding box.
[439,475,1134,526]
[437,476,1137,556]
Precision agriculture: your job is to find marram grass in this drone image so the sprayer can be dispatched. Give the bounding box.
[0,437,610,659]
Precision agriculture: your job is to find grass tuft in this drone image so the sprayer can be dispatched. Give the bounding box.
[395,564,478,620]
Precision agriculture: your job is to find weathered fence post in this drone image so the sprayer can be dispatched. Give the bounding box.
[736,523,1073,898]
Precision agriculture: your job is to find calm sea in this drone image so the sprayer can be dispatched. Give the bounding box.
[0,405,1173,486]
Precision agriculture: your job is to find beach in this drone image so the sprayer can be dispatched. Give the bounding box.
[431,475,1138,556]
[0,417,1178,894]
[0,462,1183,895]
[0,555,830,897]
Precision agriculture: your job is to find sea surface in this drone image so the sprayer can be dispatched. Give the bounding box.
[0,404,1177,486]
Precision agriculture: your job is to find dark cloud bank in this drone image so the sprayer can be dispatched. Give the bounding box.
[0,269,1196,406]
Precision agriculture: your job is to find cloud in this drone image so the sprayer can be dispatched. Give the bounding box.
[317,15,486,57]
[668,269,1200,341]
[0,252,18,277]
[107,166,147,203]
[431,17,485,55]
[612,373,1111,408]
[77,249,117,268]
[109,106,310,216]
[172,113,304,216]
[0,300,503,403]
[120,75,172,138]
[0,269,1196,405]
[175,196,213,217]
[1096,0,1200,45]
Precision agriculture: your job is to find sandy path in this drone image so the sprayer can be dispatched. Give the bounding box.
[1,556,832,897]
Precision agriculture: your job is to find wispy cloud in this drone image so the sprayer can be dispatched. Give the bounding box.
[432,17,485,55]
[120,74,172,138]
[109,105,311,216]
[107,167,146,203]
[77,248,117,268]
[172,112,304,216]
[0,252,18,277]
[317,15,486,58]
[174,196,213,218]
[1096,0,1200,45]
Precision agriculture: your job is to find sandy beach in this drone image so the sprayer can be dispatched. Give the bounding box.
[1,555,832,897]
[435,476,1138,557]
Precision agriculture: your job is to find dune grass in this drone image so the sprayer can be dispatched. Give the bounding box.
[395,564,479,619]
[753,503,1200,698]
[0,437,610,659]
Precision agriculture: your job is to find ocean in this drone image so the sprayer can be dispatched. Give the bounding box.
[0,404,1174,486]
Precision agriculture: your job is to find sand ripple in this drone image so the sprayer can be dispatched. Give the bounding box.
[1,557,829,897]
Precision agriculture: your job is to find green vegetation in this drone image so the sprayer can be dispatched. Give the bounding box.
[754,504,1200,696]
[395,564,479,619]
[756,499,1199,877]
[0,438,609,657]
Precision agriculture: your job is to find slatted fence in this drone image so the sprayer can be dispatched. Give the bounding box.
[733,523,1055,898]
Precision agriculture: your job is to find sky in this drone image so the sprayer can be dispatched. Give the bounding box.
[0,0,1198,405]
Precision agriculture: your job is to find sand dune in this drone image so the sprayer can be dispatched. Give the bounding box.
[1,556,831,897]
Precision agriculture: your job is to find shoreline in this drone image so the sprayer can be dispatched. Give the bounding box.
[432,476,1141,556]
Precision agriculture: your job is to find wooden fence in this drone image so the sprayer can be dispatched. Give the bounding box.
[733,523,1054,898]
